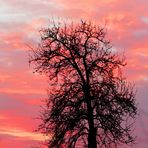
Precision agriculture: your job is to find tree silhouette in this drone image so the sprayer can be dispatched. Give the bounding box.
[30,21,137,148]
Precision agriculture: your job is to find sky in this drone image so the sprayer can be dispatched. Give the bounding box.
[0,0,148,147]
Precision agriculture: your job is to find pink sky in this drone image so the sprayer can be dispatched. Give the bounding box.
[0,0,148,147]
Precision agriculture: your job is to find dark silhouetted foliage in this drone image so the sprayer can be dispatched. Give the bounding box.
[30,20,137,148]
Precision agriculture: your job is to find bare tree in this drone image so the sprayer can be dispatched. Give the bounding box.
[30,21,137,148]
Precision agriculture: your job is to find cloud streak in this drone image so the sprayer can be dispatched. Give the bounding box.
[0,126,47,141]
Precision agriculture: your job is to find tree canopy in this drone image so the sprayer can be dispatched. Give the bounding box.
[30,20,137,148]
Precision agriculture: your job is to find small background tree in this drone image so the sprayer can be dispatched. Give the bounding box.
[30,20,137,148]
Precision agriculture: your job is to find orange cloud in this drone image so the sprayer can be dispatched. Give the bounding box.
[134,47,148,57]
[0,126,48,141]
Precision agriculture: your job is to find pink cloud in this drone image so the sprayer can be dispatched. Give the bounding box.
[0,0,147,147]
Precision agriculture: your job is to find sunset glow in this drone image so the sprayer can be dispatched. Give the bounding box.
[0,0,148,147]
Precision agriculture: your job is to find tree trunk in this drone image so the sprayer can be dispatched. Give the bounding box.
[87,107,97,148]
[84,84,97,148]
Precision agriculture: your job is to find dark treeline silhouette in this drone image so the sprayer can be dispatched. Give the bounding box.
[30,20,137,148]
